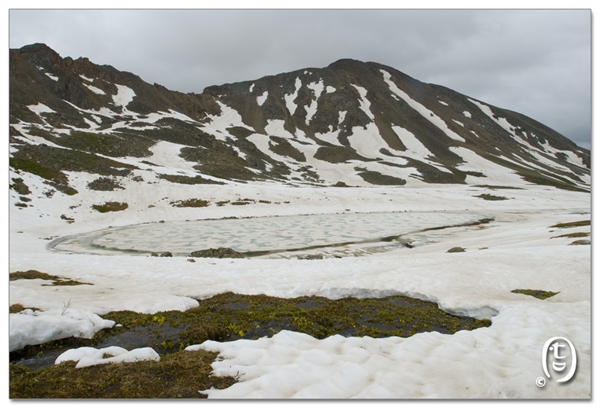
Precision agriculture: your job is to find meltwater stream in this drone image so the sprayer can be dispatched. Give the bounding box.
[49,212,493,259]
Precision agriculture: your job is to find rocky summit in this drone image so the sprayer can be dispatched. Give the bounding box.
[9,43,590,199]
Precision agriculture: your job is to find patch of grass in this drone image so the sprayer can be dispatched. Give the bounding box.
[158,174,223,185]
[10,304,43,314]
[474,185,523,190]
[475,194,508,201]
[484,154,588,192]
[170,198,210,208]
[511,289,559,300]
[10,304,26,314]
[10,292,492,398]
[9,350,236,399]
[99,292,491,344]
[10,177,31,195]
[357,170,407,186]
[551,232,590,239]
[231,199,255,205]
[9,270,90,286]
[87,177,124,191]
[447,247,466,253]
[92,201,129,213]
[11,143,136,179]
[53,131,155,158]
[10,157,67,184]
[550,220,591,228]
[569,239,590,246]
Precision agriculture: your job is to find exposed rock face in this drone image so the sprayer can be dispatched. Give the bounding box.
[9,43,590,193]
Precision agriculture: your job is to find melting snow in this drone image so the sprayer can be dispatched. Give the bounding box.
[285,78,302,115]
[27,103,55,115]
[56,346,160,368]
[381,70,465,143]
[203,101,253,142]
[351,84,375,121]
[305,80,325,124]
[83,83,105,95]
[257,91,268,106]
[9,160,591,398]
[112,84,136,107]
[314,127,343,147]
[45,72,59,81]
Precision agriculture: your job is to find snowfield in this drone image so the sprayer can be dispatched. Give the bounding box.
[8,159,591,399]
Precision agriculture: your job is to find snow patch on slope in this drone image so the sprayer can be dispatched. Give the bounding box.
[381,70,465,143]
[28,103,56,115]
[285,78,302,115]
[351,84,375,121]
[257,91,268,106]
[112,84,136,107]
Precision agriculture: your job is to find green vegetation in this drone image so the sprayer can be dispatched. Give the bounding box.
[550,220,591,229]
[10,177,31,195]
[9,270,90,286]
[511,289,559,300]
[10,157,68,185]
[11,143,136,178]
[475,194,508,201]
[53,131,155,158]
[87,177,124,191]
[170,198,210,208]
[357,170,406,186]
[9,292,491,398]
[551,232,590,239]
[158,173,223,185]
[474,185,523,190]
[9,350,236,398]
[92,201,129,213]
[569,239,590,246]
[484,154,588,192]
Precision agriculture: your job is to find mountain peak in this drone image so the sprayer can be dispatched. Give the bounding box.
[8,43,590,195]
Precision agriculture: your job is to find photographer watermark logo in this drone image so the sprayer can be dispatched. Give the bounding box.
[536,337,577,387]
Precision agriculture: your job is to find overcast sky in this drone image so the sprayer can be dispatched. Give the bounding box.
[9,8,592,149]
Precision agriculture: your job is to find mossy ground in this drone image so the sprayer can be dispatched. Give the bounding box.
[511,289,559,300]
[169,198,209,208]
[9,270,91,286]
[550,220,591,228]
[9,350,236,398]
[92,201,129,213]
[9,292,491,398]
[475,193,508,201]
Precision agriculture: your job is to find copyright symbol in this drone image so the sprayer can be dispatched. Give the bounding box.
[536,377,546,388]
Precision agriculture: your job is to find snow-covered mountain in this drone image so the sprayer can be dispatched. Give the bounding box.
[10,43,590,202]
[9,44,592,399]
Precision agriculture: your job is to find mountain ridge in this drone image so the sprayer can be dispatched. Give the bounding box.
[9,43,590,200]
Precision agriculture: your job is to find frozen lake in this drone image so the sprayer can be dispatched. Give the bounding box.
[50,211,493,258]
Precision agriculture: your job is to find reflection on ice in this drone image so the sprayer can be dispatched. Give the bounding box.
[50,212,492,258]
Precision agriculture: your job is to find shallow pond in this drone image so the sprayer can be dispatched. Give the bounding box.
[50,211,492,258]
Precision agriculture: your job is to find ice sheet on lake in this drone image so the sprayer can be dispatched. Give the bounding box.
[50,211,489,258]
